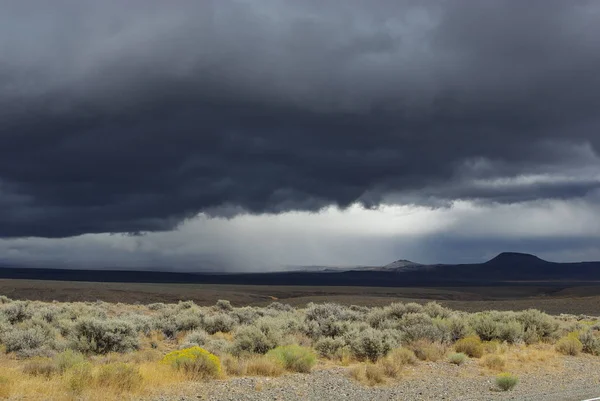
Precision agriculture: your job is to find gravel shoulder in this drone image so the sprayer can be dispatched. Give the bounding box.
[151,355,600,401]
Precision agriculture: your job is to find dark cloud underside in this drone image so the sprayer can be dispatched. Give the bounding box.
[1,0,600,237]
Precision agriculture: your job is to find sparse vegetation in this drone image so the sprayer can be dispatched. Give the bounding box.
[0,295,597,399]
[555,335,583,356]
[448,352,467,365]
[267,345,316,373]
[495,372,519,391]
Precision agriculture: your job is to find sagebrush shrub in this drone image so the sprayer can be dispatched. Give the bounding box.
[470,314,501,341]
[446,316,471,342]
[498,320,525,344]
[267,302,294,312]
[346,327,398,362]
[1,301,31,324]
[231,324,281,355]
[267,345,316,373]
[184,329,209,347]
[72,318,139,354]
[203,313,236,334]
[579,330,600,355]
[147,302,166,311]
[314,337,346,359]
[399,313,444,343]
[423,302,452,319]
[518,309,559,339]
[1,327,50,355]
[215,300,233,312]
[163,346,221,379]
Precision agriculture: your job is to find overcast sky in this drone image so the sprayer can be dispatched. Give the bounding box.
[1,1,600,271]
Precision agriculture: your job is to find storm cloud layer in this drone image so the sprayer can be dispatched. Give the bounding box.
[2,0,600,238]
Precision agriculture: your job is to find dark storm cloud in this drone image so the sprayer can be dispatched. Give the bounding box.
[1,0,600,237]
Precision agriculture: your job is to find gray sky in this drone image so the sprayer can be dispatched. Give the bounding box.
[1,1,600,270]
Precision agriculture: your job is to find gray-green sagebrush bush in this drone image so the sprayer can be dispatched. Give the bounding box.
[71,318,139,354]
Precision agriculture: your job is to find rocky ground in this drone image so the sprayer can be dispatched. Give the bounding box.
[151,355,600,401]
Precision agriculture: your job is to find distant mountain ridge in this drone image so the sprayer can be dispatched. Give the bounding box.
[0,252,598,287]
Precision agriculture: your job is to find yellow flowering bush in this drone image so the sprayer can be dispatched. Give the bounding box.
[162,346,221,379]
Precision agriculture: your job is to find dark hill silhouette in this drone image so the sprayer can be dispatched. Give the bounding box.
[0,252,599,287]
[485,252,549,266]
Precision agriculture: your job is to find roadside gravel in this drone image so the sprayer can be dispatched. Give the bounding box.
[152,355,600,401]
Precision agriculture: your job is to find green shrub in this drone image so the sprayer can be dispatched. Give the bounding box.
[495,372,519,391]
[267,345,317,373]
[72,318,139,354]
[162,346,221,380]
[454,336,484,358]
[448,352,467,365]
[54,349,86,373]
[555,335,583,356]
[66,362,93,394]
[96,363,143,392]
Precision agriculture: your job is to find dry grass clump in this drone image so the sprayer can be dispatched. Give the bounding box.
[0,376,12,398]
[410,340,447,362]
[350,363,387,386]
[96,363,143,392]
[386,348,417,366]
[480,354,506,371]
[245,355,284,377]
